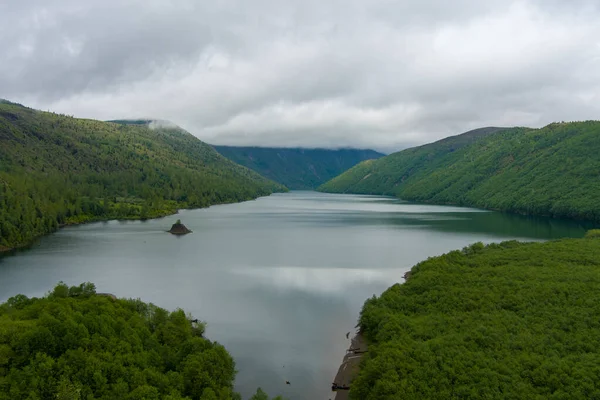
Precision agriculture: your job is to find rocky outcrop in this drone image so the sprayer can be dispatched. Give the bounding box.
[168,219,192,235]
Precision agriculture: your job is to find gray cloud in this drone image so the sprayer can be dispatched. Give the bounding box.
[1,0,599,152]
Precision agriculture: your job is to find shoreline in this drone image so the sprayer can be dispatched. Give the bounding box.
[316,189,600,226]
[331,273,409,398]
[331,332,369,400]
[0,194,274,255]
[0,210,178,255]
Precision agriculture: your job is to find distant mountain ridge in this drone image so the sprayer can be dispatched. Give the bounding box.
[319,122,600,222]
[213,146,384,189]
[416,126,509,150]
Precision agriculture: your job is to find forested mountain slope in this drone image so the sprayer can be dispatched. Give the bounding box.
[0,101,286,251]
[319,122,600,221]
[213,146,384,189]
[0,282,283,399]
[351,233,600,399]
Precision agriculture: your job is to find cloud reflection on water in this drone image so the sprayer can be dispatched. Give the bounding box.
[232,266,407,295]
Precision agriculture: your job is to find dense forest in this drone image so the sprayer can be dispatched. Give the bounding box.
[351,232,600,399]
[0,282,283,399]
[0,101,286,251]
[319,122,600,222]
[213,146,383,189]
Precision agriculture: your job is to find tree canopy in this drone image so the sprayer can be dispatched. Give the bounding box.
[0,282,235,399]
[350,235,600,399]
[0,283,285,400]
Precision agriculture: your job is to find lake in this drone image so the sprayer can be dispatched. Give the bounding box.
[0,191,591,399]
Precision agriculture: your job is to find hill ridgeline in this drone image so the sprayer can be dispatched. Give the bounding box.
[0,101,286,251]
[319,122,600,222]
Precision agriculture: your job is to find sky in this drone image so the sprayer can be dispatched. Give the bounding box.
[2,0,600,152]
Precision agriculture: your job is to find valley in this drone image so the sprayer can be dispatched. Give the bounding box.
[2,103,600,400]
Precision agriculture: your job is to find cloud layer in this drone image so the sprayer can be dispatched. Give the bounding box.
[2,0,600,151]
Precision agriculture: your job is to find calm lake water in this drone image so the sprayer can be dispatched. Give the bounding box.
[0,191,592,399]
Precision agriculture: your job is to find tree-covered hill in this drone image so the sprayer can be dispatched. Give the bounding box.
[319,122,600,222]
[0,101,286,251]
[106,119,154,125]
[213,146,384,190]
[0,282,283,400]
[351,232,600,399]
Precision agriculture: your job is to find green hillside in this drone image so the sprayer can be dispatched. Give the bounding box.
[0,101,286,251]
[319,122,600,221]
[352,232,600,399]
[213,146,384,189]
[0,282,283,399]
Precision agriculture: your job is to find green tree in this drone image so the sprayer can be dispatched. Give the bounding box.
[0,282,240,400]
[0,101,287,252]
[320,122,600,224]
[350,236,600,399]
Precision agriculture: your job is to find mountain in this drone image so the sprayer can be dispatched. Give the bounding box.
[319,122,600,222]
[0,101,286,251]
[213,146,384,189]
[353,233,600,399]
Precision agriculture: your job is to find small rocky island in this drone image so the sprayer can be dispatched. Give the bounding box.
[168,219,192,235]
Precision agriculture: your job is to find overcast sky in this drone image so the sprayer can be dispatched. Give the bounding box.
[2,1,600,152]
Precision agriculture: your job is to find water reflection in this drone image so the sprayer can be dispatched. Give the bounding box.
[232,266,405,296]
[0,191,594,399]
